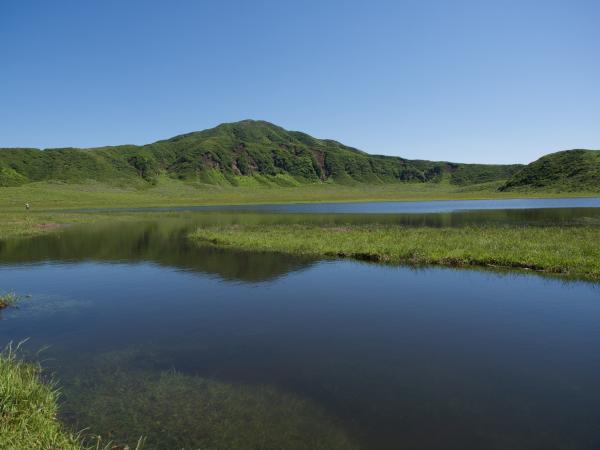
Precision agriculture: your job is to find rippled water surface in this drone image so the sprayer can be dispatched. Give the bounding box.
[1,200,599,449]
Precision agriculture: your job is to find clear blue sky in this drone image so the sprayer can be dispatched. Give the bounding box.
[1,0,598,164]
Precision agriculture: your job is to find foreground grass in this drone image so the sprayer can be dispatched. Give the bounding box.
[0,344,84,450]
[191,224,600,282]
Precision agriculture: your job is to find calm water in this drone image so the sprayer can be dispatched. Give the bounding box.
[1,201,600,449]
[77,196,600,214]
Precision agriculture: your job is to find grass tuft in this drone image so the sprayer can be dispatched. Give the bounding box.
[0,292,19,310]
[0,342,84,450]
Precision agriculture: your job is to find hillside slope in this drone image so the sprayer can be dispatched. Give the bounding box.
[1,120,522,187]
[500,149,600,192]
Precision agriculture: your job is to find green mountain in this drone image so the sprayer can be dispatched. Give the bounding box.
[500,149,600,192]
[0,119,527,188]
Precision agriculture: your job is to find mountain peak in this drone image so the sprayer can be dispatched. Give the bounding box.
[1,122,525,188]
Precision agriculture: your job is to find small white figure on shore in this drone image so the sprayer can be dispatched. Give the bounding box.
[25,203,30,210]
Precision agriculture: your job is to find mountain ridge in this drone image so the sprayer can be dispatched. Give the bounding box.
[0,120,596,192]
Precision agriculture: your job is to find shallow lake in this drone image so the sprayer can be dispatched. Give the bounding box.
[1,199,600,449]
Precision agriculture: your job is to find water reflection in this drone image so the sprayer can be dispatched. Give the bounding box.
[74,196,600,214]
[0,217,316,282]
[1,207,599,283]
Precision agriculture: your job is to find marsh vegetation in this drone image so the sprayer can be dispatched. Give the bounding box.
[192,223,600,282]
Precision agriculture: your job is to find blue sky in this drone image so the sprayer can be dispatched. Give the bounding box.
[1,0,598,164]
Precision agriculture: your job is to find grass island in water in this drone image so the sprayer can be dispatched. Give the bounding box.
[191,223,600,282]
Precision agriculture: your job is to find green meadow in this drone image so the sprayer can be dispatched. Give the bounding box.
[2,176,598,213]
[1,176,598,240]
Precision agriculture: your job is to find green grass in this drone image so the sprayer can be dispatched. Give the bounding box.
[0,292,19,310]
[191,224,600,282]
[0,343,85,450]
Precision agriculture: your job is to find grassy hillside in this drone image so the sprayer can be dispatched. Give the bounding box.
[501,149,600,192]
[0,120,522,188]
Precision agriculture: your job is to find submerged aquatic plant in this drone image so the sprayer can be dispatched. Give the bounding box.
[60,350,359,450]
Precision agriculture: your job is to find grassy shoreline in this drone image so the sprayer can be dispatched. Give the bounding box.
[2,179,599,213]
[0,212,142,240]
[1,295,84,448]
[191,224,600,282]
[1,181,598,241]
[0,345,145,450]
[0,344,85,450]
